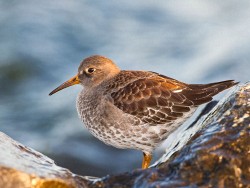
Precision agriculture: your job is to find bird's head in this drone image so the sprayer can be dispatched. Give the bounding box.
[49,55,120,96]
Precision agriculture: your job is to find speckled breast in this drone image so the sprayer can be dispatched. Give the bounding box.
[77,91,135,148]
[76,89,197,153]
[76,89,156,152]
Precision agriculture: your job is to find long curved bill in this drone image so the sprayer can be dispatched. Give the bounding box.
[49,74,80,96]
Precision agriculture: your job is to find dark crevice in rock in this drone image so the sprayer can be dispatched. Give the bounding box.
[186,100,218,130]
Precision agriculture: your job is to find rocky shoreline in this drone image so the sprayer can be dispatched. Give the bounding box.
[0,82,249,188]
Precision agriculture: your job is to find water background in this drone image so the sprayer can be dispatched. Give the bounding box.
[0,0,249,177]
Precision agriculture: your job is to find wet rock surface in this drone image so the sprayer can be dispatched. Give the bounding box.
[0,132,89,188]
[0,83,249,188]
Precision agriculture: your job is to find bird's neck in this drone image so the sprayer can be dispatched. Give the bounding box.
[108,65,120,77]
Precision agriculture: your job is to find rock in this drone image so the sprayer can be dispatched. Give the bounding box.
[0,132,89,188]
[89,83,250,188]
[0,83,249,188]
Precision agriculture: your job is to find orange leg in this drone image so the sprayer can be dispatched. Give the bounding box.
[142,152,152,169]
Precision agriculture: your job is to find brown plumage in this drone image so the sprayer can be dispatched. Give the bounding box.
[107,71,236,125]
[49,55,238,169]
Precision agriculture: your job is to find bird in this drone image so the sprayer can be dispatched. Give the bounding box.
[49,55,237,169]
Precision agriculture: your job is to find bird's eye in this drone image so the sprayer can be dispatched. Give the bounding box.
[86,68,96,74]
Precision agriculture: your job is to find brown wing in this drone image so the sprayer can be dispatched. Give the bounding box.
[109,74,192,125]
[109,72,237,125]
[182,79,238,105]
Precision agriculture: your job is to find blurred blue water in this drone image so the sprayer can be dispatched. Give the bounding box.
[0,1,249,176]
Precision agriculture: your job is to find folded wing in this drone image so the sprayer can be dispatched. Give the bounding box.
[109,72,237,125]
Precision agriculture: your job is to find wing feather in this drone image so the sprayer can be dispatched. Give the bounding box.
[108,71,237,125]
[109,75,191,125]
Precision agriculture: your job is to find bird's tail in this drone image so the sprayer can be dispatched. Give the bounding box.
[183,80,238,105]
